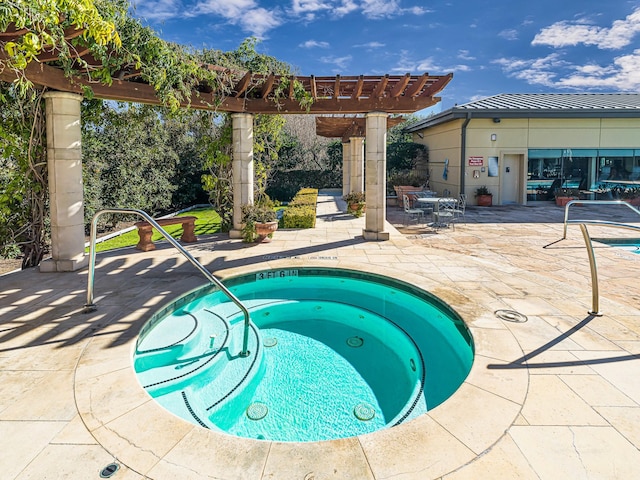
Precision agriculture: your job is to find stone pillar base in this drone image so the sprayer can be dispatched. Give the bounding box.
[362,229,390,241]
[39,255,89,272]
[229,229,243,239]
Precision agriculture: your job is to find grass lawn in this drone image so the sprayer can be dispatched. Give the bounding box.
[90,207,222,253]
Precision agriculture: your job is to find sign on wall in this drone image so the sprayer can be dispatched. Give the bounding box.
[468,156,484,166]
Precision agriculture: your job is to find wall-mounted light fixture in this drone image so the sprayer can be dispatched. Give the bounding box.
[493,118,501,123]
[490,133,497,141]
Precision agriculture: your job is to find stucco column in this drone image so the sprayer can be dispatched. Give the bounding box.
[40,92,88,272]
[363,111,389,241]
[349,136,364,193]
[230,113,254,239]
[342,141,351,197]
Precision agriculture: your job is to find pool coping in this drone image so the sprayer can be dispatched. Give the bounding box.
[74,259,528,479]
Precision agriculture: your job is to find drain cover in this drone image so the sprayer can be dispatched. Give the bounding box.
[246,402,269,420]
[263,337,278,347]
[346,336,364,347]
[495,309,528,323]
[354,402,375,421]
[99,463,119,478]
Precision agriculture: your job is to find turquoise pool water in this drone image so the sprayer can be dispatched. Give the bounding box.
[594,238,640,254]
[134,268,474,442]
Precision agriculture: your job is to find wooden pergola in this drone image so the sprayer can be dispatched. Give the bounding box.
[0,58,451,115]
[315,116,407,140]
[1,24,453,270]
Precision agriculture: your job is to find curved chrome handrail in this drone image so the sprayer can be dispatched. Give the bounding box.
[84,208,251,357]
[562,199,640,239]
[560,200,640,316]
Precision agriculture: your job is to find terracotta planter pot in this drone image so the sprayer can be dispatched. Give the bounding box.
[348,203,366,217]
[254,221,278,243]
[555,196,575,207]
[476,194,492,207]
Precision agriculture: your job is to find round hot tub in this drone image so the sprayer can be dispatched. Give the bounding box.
[134,268,474,442]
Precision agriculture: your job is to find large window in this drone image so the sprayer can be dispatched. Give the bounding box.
[527,149,640,201]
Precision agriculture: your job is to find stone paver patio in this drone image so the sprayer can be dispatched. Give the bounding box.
[1,190,639,479]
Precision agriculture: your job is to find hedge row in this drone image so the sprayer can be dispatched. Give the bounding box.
[282,188,318,229]
[266,170,341,202]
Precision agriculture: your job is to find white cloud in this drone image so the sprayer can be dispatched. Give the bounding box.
[407,6,431,15]
[360,0,402,19]
[493,50,640,91]
[556,50,640,90]
[193,0,257,18]
[334,0,358,17]
[190,0,281,38]
[457,49,475,61]
[132,0,182,21]
[498,29,519,41]
[319,55,352,69]
[299,40,330,48]
[392,53,470,74]
[357,0,429,20]
[291,0,332,15]
[354,42,386,48]
[138,0,430,33]
[532,7,640,50]
[239,8,282,38]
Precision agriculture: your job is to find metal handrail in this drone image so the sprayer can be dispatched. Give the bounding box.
[84,208,251,357]
[562,199,640,239]
[560,200,640,316]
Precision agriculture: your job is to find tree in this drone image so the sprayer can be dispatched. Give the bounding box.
[386,115,427,174]
[278,115,333,170]
[0,85,47,267]
[82,102,180,227]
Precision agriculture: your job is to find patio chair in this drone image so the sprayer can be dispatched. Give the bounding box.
[454,193,467,221]
[403,194,425,225]
[432,197,457,230]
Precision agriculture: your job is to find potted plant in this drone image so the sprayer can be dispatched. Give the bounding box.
[554,187,579,207]
[343,191,366,217]
[241,203,278,243]
[475,186,493,206]
[621,187,640,206]
[388,171,429,206]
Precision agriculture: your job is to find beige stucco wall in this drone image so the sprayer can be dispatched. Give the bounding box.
[415,116,640,205]
[414,119,463,196]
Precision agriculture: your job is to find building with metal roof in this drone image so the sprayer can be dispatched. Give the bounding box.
[406,94,640,205]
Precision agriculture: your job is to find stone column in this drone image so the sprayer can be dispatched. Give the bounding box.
[363,111,389,241]
[40,92,88,272]
[342,141,351,197]
[230,113,254,239]
[349,136,364,193]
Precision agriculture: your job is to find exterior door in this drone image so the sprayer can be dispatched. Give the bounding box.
[501,154,521,204]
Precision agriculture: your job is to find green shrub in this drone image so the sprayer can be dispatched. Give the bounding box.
[283,205,316,228]
[281,188,318,228]
[289,188,318,206]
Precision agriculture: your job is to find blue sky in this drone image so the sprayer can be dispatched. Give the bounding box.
[131,1,640,114]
